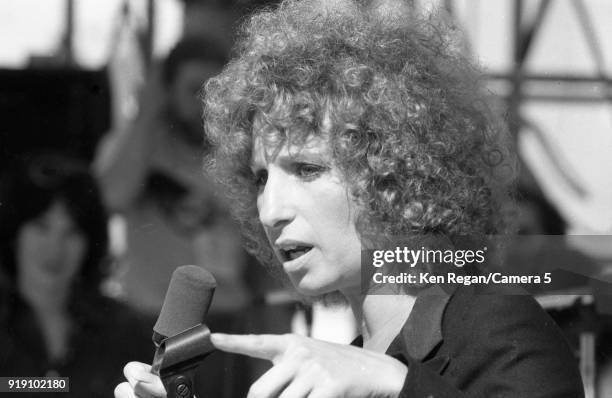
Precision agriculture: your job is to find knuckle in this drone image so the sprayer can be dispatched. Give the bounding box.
[247,334,266,350]
[247,381,266,398]
[279,333,296,345]
[123,362,134,373]
[288,343,312,361]
[123,362,136,380]
[124,361,147,379]
[317,373,342,390]
[322,384,344,398]
[281,333,304,344]
[283,334,310,357]
[113,382,133,398]
[251,334,262,344]
[309,389,337,398]
[304,359,324,374]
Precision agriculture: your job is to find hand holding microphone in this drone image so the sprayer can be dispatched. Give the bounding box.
[115,265,217,398]
[114,362,166,398]
[114,266,407,398]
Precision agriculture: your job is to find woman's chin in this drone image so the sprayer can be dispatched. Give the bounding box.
[294,284,326,297]
[291,277,331,297]
[289,273,357,300]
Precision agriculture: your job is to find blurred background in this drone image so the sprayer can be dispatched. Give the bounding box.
[0,0,611,397]
[1,0,610,233]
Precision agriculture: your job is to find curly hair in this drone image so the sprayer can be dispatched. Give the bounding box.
[203,0,515,282]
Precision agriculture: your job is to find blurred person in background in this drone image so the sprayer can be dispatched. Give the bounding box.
[95,36,254,397]
[94,36,249,317]
[0,153,151,397]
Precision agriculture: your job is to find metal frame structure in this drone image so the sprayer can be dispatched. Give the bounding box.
[442,0,610,199]
[441,2,610,396]
[57,0,157,68]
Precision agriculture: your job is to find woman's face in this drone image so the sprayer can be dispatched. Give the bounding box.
[16,200,87,293]
[251,131,362,297]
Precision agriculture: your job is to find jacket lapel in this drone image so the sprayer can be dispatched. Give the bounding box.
[387,284,456,371]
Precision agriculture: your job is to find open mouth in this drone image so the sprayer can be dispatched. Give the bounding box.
[280,246,313,262]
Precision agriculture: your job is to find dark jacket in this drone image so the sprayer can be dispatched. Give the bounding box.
[0,289,153,398]
[357,284,584,397]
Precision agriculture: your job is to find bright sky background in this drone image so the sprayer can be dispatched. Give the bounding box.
[432,0,612,235]
[0,0,183,68]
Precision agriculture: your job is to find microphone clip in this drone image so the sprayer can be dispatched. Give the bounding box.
[151,324,215,398]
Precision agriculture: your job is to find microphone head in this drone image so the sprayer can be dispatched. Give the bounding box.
[153,265,217,339]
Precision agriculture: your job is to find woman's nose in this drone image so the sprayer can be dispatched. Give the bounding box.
[258,170,295,230]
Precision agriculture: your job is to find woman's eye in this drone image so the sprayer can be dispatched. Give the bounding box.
[254,170,268,187]
[295,163,326,179]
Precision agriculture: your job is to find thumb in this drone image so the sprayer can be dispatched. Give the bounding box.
[123,362,166,398]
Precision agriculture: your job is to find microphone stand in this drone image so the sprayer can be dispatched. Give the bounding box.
[151,324,215,398]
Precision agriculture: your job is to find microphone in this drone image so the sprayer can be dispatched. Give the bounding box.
[153,265,217,345]
[151,265,217,398]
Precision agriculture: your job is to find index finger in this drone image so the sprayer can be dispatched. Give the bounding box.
[211,333,290,362]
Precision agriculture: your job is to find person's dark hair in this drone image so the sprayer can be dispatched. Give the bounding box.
[203,0,515,283]
[0,153,109,298]
[162,36,230,87]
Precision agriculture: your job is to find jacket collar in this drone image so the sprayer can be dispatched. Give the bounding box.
[386,283,456,361]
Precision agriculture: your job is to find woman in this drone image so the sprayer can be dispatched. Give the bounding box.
[116,0,584,397]
[0,154,151,397]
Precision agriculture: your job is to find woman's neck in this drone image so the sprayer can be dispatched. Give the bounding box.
[346,293,416,353]
[18,280,69,315]
[18,280,72,361]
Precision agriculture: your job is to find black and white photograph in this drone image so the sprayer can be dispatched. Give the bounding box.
[0,1,611,397]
